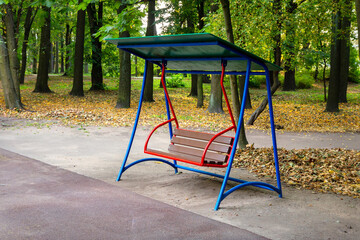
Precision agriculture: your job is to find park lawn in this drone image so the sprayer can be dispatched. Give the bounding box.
[0,74,359,198]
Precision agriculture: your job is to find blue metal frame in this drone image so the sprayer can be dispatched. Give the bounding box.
[116,40,282,210]
[116,61,149,181]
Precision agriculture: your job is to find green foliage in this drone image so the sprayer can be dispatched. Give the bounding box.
[295,71,315,89]
[349,46,360,83]
[165,74,185,88]
[158,0,198,34]
[102,44,120,78]
[205,0,334,85]
[77,1,88,11]
[131,56,144,76]
[249,76,264,88]
[96,2,144,40]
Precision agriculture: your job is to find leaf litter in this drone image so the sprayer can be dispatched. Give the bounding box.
[0,76,359,198]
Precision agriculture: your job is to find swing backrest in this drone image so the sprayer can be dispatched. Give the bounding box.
[168,128,234,165]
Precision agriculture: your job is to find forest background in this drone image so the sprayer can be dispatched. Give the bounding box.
[0,0,359,198]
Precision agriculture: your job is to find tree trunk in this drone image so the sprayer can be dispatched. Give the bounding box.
[195,0,206,107]
[283,68,296,91]
[314,63,319,81]
[238,76,252,109]
[116,45,131,108]
[220,0,248,148]
[34,6,52,93]
[326,1,351,111]
[208,74,224,113]
[70,0,86,96]
[188,74,198,97]
[283,41,296,91]
[282,0,297,91]
[197,74,204,108]
[338,1,351,103]
[55,41,59,73]
[197,0,205,30]
[60,33,65,73]
[4,4,21,99]
[116,5,132,108]
[19,6,36,84]
[32,57,37,74]
[116,29,131,108]
[134,56,138,77]
[323,59,327,102]
[355,0,360,58]
[326,11,341,112]
[0,35,22,109]
[273,0,282,89]
[186,9,197,97]
[64,22,71,76]
[49,43,54,73]
[87,2,104,91]
[143,0,156,102]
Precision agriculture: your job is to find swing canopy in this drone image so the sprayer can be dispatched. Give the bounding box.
[106,33,281,73]
[106,33,282,211]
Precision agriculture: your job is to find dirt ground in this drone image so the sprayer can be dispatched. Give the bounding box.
[0,117,359,240]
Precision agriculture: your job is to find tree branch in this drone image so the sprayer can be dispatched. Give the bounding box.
[247,80,281,125]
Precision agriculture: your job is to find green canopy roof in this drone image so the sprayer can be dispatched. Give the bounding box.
[106,33,281,73]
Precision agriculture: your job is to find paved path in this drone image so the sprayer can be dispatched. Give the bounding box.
[0,148,265,240]
[0,119,359,239]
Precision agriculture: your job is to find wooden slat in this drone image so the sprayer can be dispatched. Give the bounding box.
[146,148,226,165]
[173,128,233,145]
[171,136,231,153]
[168,144,227,163]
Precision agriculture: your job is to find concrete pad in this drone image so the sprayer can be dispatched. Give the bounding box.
[0,119,359,239]
[0,148,266,240]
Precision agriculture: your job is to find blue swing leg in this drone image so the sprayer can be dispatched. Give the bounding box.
[264,67,282,197]
[214,62,283,210]
[117,61,149,181]
[214,60,252,210]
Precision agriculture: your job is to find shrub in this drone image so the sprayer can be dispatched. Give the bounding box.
[248,76,264,88]
[349,46,360,83]
[296,71,314,89]
[166,74,185,88]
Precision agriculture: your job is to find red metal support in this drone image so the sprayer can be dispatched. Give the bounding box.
[220,61,236,130]
[160,62,179,128]
[144,118,176,152]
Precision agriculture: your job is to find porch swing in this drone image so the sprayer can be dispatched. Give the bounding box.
[106,33,282,210]
[144,61,236,167]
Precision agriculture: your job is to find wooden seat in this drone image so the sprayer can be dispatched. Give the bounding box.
[146,128,234,165]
